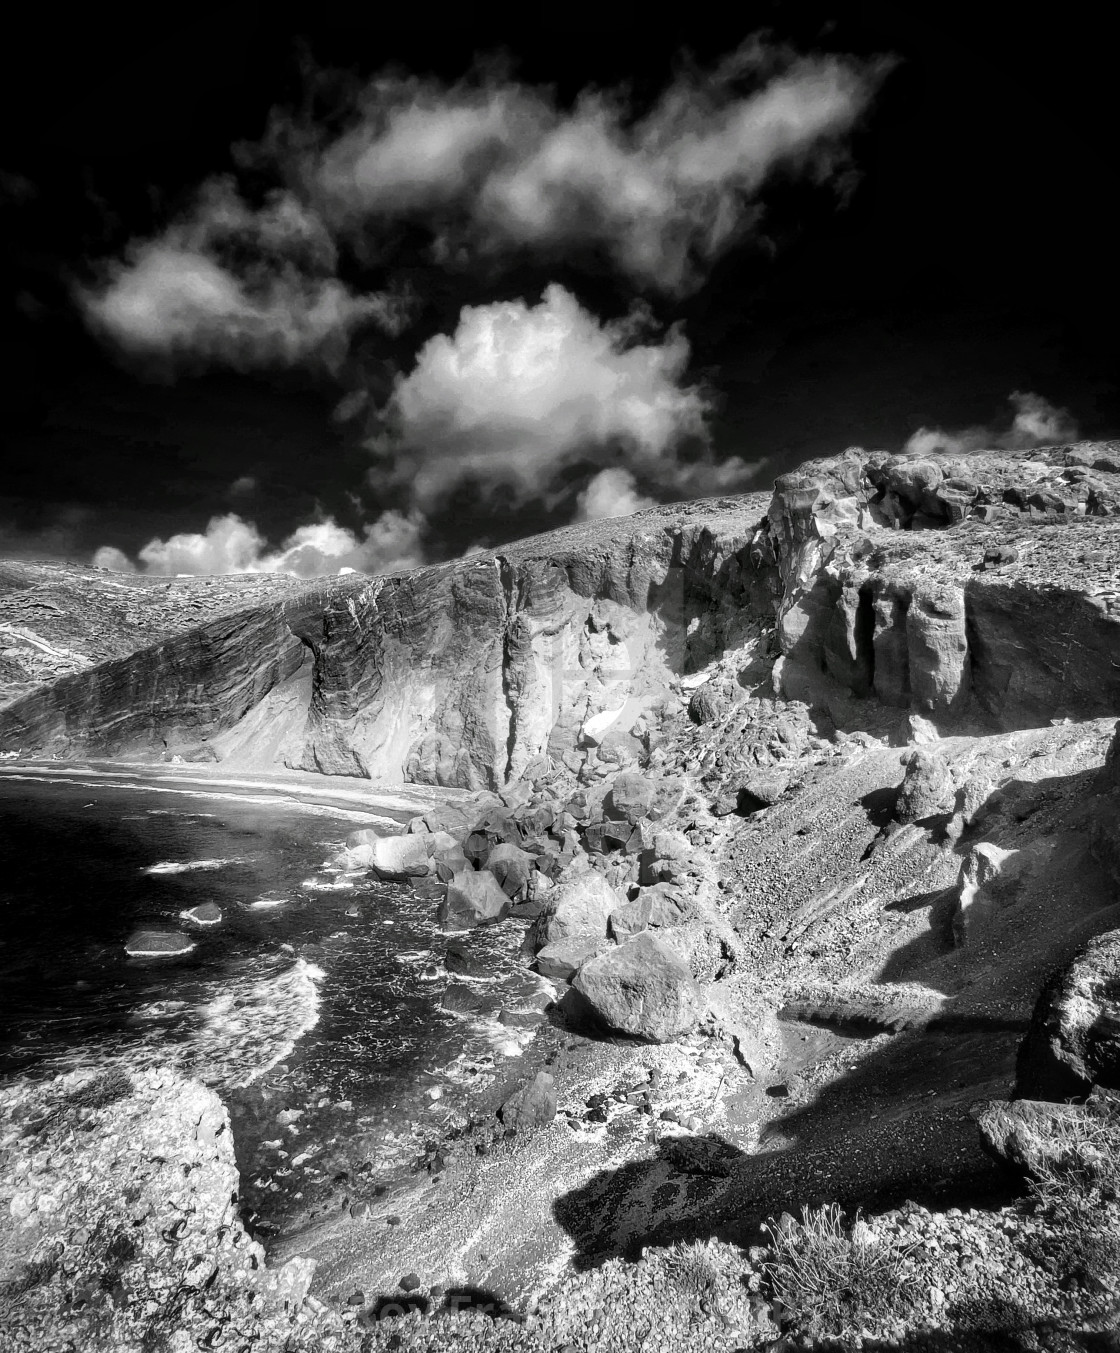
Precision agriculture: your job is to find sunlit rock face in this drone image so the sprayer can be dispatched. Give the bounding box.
[769,442,1120,731]
[0,497,774,785]
[4,442,1120,783]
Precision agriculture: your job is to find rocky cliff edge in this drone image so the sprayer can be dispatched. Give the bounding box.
[4,441,1120,785]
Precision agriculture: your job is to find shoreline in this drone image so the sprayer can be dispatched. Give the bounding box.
[0,759,470,824]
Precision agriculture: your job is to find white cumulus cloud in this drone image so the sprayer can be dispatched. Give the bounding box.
[93,510,424,578]
[383,284,709,507]
[575,468,657,520]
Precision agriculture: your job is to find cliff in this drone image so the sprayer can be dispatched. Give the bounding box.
[3,441,1120,784]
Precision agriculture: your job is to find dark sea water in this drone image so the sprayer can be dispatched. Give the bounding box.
[0,765,546,1237]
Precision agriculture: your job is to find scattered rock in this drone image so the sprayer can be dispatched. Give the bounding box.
[484,842,535,898]
[662,1134,741,1177]
[498,1071,557,1132]
[606,773,657,824]
[609,895,653,942]
[444,939,490,978]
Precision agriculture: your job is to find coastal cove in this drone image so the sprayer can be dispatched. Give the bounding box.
[0,764,546,1246]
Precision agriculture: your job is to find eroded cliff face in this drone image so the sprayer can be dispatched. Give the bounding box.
[0,497,775,786]
[4,441,1120,784]
[768,442,1120,732]
[277,498,775,787]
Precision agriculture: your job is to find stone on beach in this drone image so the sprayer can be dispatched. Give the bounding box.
[499,1071,557,1132]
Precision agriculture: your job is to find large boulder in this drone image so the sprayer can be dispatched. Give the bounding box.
[1016,928,1120,1100]
[484,843,535,899]
[894,749,955,823]
[528,871,621,952]
[437,868,511,932]
[572,932,706,1042]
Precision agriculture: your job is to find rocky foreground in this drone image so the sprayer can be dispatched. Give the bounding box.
[4,443,1120,1350]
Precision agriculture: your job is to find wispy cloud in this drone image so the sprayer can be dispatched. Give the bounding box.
[78,178,405,371]
[93,510,424,578]
[260,43,893,293]
[903,390,1079,456]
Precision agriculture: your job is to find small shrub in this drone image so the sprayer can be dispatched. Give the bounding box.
[763,1204,918,1339]
[664,1239,720,1298]
[1026,1101,1120,1208]
[66,1068,135,1113]
[1018,1102,1120,1305]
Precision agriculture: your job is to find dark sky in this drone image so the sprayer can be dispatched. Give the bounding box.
[3,3,1119,570]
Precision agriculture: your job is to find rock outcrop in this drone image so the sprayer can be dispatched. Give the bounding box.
[0,499,772,786]
[0,1068,332,1352]
[770,444,1120,731]
[1016,928,1120,1101]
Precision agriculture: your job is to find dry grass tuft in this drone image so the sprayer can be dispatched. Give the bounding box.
[762,1204,918,1339]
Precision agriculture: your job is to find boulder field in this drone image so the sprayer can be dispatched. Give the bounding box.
[5,441,1120,1348]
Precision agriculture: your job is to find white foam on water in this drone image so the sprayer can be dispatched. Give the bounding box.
[142,858,233,875]
[248,895,287,909]
[196,958,325,1088]
[300,876,357,892]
